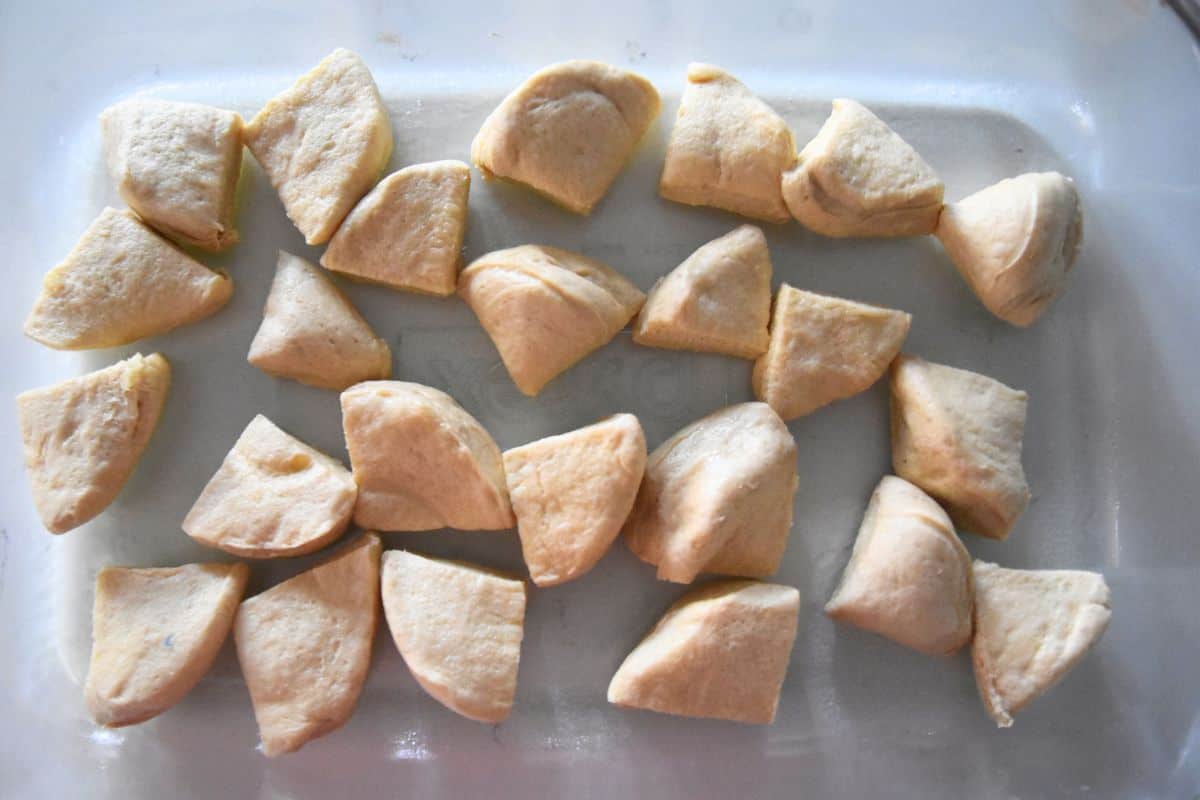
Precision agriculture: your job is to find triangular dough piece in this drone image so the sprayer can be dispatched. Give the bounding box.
[659,64,795,223]
[100,98,244,251]
[825,476,972,656]
[971,561,1111,727]
[340,381,514,531]
[937,172,1082,327]
[85,562,248,727]
[783,99,944,238]
[248,251,392,390]
[471,60,661,214]
[504,414,647,587]
[623,403,798,584]
[607,580,800,724]
[244,48,392,245]
[753,284,911,420]
[17,353,170,534]
[890,355,1029,540]
[458,245,645,396]
[234,534,380,756]
[322,160,470,296]
[381,551,526,723]
[24,208,233,350]
[633,225,772,359]
[183,415,357,558]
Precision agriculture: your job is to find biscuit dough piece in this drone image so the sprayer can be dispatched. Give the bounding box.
[458,245,645,396]
[659,64,795,223]
[340,381,513,531]
[85,562,249,727]
[235,534,381,756]
[24,208,233,350]
[381,551,526,723]
[471,60,661,214]
[17,353,170,534]
[244,49,393,245]
[825,476,972,656]
[183,415,357,558]
[937,172,1082,327]
[322,160,470,296]
[248,251,391,390]
[100,98,244,251]
[972,561,1111,727]
[633,225,772,359]
[624,403,798,584]
[504,414,647,587]
[782,99,944,238]
[607,580,800,724]
[890,355,1030,540]
[753,285,910,420]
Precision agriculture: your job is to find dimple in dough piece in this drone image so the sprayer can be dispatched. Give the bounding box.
[458,245,645,396]
[607,580,800,724]
[243,48,393,245]
[937,172,1083,327]
[340,381,514,531]
[24,208,233,350]
[782,99,944,238]
[248,251,391,391]
[100,98,244,251]
[659,64,796,223]
[971,560,1111,728]
[623,402,798,584]
[321,160,470,296]
[471,60,661,215]
[85,562,249,727]
[235,534,380,756]
[504,414,647,587]
[381,550,526,723]
[182,414,357,558]
[825,475,973,656]
[890,355,1030,540]
[753,284,911,420]
[17,353,170,534]
[633,225,772,359]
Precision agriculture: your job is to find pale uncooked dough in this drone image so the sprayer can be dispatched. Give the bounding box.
[607,580,800,724]
[85,562,248,727]
[17,353,170,534]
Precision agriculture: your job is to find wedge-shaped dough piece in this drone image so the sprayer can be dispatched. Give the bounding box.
[633,225,772,359]
[381,551,526,723]
[100,98,244,251]
[937,172,1083,327]
[17,353,170,534]
[504,414,647,587]
[659,64,795,223]
[782,99,944,238]
[244,49,392,245]
[890,355,1030,540]
[85,562,248,727]
[458,245,645,396]
[24,208,233,350]
[972,561,1111,727]
[183,415,357,558]
[624,403,798,584]
[341,381,513,531]
[471,60,660,215]
[235,534,380,756]
[608,580,799,724]
[248,251,391,390]
[322,161,470,296]
[753,285,911,420]
[825,476,972,656]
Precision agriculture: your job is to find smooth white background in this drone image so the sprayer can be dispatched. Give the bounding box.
[1,1,1198,797]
